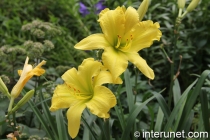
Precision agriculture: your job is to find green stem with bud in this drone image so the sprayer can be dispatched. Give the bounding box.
[8,97,15,112]
[168,17,182,109]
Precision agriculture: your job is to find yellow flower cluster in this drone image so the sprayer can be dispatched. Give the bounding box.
[50,0,162,138]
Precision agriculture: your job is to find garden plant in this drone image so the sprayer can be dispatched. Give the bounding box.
[0,0,210,140]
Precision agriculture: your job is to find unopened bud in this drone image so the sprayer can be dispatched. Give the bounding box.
[137,0,149,21]
[0,77,10,98]
[186,0,200,12]
[177,0,186,9]
[10,90,34,113]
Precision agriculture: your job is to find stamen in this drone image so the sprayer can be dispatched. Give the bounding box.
[115,35,121,49]
[119,34,133,51]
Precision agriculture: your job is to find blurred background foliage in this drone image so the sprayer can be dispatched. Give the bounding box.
[0,0,210,139]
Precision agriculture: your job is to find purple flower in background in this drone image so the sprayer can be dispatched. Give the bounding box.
[79,2,89,16]
[79,1,106,16]
[95,0,106,14]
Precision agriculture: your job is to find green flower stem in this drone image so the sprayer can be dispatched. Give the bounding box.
[12,111,17,129]
[9,90,34,114]
[115,84,126,130]
[8,97,15,112]
[77,18,91,36]
[134,67,138,103]
[160,45,173,63]
[168,17,181,109]
[181,11,188,18]
[178,8,182,17]
[104,119,110,140]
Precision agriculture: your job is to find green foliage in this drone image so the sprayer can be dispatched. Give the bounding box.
[0,0,210,140]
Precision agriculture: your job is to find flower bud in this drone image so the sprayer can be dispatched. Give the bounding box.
[10,90,34,113]
[0,77,10,98]
[137,0,149,21]
[177,0,186,9]
[186,0,200,12]
[11,57,46,99]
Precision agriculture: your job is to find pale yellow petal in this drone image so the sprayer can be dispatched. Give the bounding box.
[67,102,86,138]
[74,34,110,50]
[62,58,103,94]
[50,84,78,111]
[78,58,103,92]
[124,6,139,33]
[21,61,46,87]
[86,86,116,118]
[18,70,22,76]
[98,7,125,46]
[21,57,32,76]
[21,64,33,77]
[24,60,46,78]
[62,68,87,93]
[130,20,162,52]
[11,58,46,98]
[93,71,122,86]
[99,8,110,18]
[102,47,128,81]
[126,52,154,79]
[30,67,45,76]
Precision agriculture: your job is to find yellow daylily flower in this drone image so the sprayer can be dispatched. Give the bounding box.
[11,56,46,98]
[75,6,162,80]
[50,58,121,138]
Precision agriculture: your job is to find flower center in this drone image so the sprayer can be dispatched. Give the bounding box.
[115,34,133,52]
[65,83,92,100]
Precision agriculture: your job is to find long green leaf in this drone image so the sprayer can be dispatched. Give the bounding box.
[114,105,125,131]
[27,99,56,139]
[177,70,210,132]
[81,116,98,140]
[200,90,210,138]
[173,79,181,106]
[124,70,134,112]
[121,96,155,140]
[152,89,170,120]
[163,79,197,137]
[39,91,58,138]
[154,107,164,132]
[55,109,70,140]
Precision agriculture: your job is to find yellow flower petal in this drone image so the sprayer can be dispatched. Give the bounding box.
[50,58,119,138]
[130,20,162,52]
[62,58,103,93]
[86,86,116,118]
[102,47,128,81]
[11,57,46,98]
[98,7,125,46]
[62,68,87,93]
[126,52,154,79]
[74,34,110,50]
[124,6,139,33]
[50,84,78,111]
[93,70,122,86]
[31,60,46,76]
[75,6,161,80]
[18,70,22,76]
[99,8,110,18]
[67,102,86,139]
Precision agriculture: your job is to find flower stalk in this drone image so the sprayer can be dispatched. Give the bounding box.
[168,17,181,109]
[8,90,34,115]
